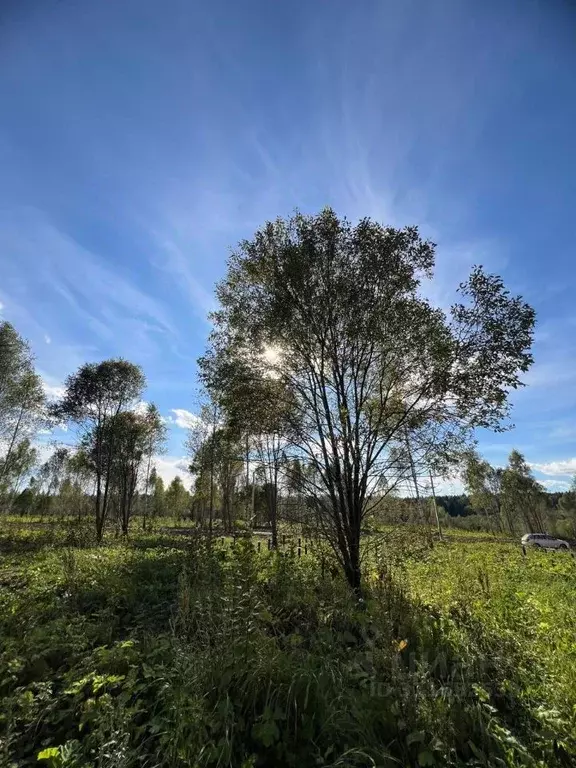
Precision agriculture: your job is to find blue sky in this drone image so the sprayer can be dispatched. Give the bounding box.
[1,0,576,489]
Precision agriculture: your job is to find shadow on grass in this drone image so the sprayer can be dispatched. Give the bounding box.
[2,535,573,767]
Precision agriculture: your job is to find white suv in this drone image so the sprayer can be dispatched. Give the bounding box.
[521,533,570,550]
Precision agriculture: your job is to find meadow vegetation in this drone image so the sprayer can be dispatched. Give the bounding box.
[1,523,575,767]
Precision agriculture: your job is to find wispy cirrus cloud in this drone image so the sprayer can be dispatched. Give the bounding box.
[0,207,178,362]
[152,239,216,321]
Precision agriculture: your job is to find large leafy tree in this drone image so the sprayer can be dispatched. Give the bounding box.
[0,321,29,430]
[200,209,535,593]
[53,359,145,541]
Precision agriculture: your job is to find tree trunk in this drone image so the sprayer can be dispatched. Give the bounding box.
[95,471,104,542]
[344,536,362,597]
[143,451,152,531]
[0,402,25,483]
[270,466,278,549]
[223,483,232,532]
[95,501,105,542]
[330,496,363,597]
[245,434,250,522]
[209,445,215,537]
[99,438,116,540]
[121,479,129,536]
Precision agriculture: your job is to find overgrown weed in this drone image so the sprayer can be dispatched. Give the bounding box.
[1,530,574,767]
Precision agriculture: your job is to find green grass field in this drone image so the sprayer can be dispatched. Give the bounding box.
[404,541,576,751]
[1,522,575,767]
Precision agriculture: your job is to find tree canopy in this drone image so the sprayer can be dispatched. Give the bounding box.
[200,208,535,590]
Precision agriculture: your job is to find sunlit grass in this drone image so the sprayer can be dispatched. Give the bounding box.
[2,522,575,766]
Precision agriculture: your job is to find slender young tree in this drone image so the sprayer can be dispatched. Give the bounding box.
[463,450,505,533]
[148,468,166,523]
[200,209,535,593]
[187,407,212,528]
[53,359,145,541]
[106,411,149,535]
[139,404,167,532]
[165,475,190,520]
[188,413,244,533]
[215,432,243,532]
[66,449,94,521]
[99,404,165,535]
[501,449,545,533]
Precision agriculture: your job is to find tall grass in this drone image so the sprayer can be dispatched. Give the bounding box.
[1,531,574,766]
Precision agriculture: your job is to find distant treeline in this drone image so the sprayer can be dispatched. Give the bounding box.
[436,492,564,518]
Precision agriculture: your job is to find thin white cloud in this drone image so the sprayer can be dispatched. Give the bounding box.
[44,334,51,344]
[169,408,202,430]
[34,441,58,467]
[521,362,576,389]
[152,455,190,487]
[540,478,571,492]
[547,425,576,442]
[41,376,65,401]
[530,458,576,477]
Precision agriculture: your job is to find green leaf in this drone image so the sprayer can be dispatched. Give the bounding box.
[417,750,435,766]
[468,741,486,761]
[37,747,60,761]
[252,718,280,748]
